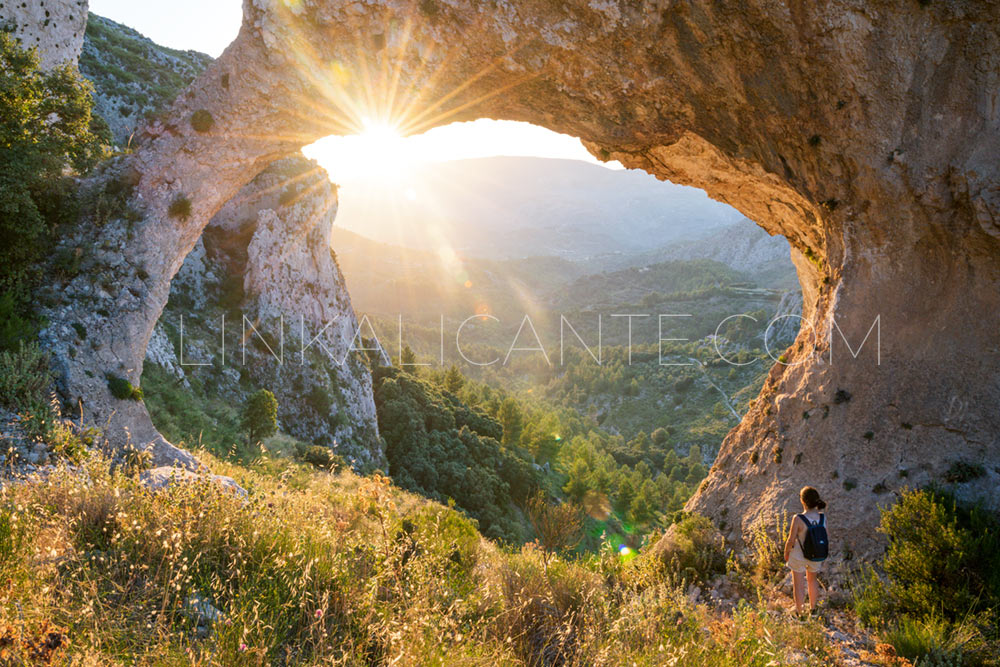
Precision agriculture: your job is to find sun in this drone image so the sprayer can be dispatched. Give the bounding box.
[308,117,413,185]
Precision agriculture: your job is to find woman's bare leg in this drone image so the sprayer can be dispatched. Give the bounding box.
[791,570,805,613]
[806,571,820,611]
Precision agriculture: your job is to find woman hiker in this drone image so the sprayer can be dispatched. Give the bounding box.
[783,486,829,615]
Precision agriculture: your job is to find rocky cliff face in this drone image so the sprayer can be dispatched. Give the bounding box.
[0,0,86,69]
[33,0,1000,558]
[150,156,382,465]
[28,7,382,469]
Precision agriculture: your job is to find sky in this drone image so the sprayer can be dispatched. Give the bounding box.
[88,0,618,176]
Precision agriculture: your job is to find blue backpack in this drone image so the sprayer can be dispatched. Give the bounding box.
[797,513,828,561]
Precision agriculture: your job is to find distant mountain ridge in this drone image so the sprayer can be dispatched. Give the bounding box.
[334,156,746,260]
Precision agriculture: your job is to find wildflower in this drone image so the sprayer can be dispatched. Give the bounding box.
[240,643,248,652]
[314,609,323,619]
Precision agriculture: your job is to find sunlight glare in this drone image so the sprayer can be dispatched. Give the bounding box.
[304,119,623,186]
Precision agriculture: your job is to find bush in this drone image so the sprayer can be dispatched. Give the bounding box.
[943,460,986,484]
[190,109,214,132]
[651,512,727,585]
[880,489,1000,621]
[168,194,192,220]
[853,488,1000,664]
[106,374,143,401]
[526,492,584,571]
[297,445,345,471]
[0,342,53,413]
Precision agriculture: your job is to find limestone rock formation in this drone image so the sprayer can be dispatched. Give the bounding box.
[0,0,87,69]
[151,156,382,464]
[36,0,1000,556]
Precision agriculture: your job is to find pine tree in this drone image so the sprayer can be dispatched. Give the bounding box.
[497,397,523,447]
[443,364,465,394]
[399,345,418,368]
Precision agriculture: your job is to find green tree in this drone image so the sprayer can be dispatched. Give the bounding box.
[630,481,657,524]
[443,364,465,394]
[563,458,591,502]
[242,389,278,444]
[399,345,418,368]
[616,477,636,513]
[0,33,105,349]
[497,397,523,447]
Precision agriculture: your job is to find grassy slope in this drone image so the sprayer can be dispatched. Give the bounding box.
[0,454,846,666]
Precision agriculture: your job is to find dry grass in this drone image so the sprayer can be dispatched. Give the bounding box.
[0,452,843,665]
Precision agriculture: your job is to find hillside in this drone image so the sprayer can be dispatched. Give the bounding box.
[591,220,798,289]
[79,13,212,145]
[0,448,926,666]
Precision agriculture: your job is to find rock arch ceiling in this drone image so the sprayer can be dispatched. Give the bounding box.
[41,0,1000,556]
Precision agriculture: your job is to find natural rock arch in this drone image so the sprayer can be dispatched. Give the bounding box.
[41,0,1000,556]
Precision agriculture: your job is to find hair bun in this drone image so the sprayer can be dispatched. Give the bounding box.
[816,499,827,510]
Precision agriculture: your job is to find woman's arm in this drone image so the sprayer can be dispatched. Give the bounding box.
[783,516,800,562]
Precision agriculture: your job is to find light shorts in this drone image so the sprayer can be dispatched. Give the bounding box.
[787,548,823,574]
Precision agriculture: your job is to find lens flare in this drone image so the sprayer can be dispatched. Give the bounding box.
[582,490,611,521]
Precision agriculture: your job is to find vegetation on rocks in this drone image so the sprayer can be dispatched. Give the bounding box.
[0,33,106,350]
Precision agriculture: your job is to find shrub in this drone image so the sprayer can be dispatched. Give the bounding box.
[190,109,214,132]
[297,445,345,471]
[106,374,143,401]
[167,194,192,220]
[526,492,584,571]
[943,460,986,484]
[652,512,726,585]
[242,389,278,444]
[853,488,1000,664]
[46,420,96,465]
[0,342,53,413]
[879,489,1000,620]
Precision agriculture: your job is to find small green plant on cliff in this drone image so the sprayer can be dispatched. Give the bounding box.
[190,109,214,132]
[943,460,986,484]
[106,374,144,401]
[168,194,192,220]
[242,388,278,445]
